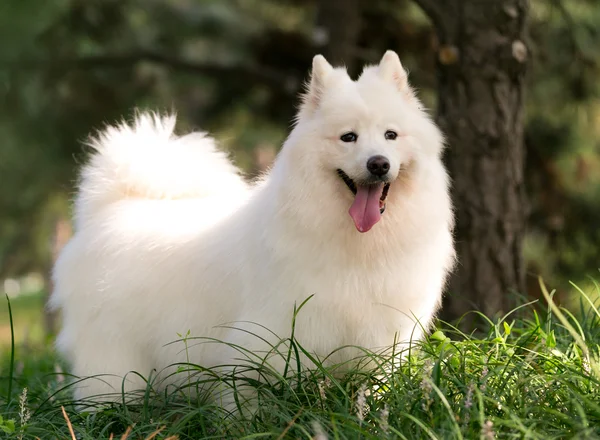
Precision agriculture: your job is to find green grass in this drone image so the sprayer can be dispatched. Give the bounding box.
[1,285,600,439]
[0,291,46,347]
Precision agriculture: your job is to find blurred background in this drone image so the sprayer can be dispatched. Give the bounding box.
[1,0,599,346]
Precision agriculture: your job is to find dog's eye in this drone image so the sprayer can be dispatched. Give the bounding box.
[340,132,358,143]
[385,130,398,140]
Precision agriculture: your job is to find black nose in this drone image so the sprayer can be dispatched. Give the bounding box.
[367,155,390,177]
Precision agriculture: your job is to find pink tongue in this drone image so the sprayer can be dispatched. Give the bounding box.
[348,184,384,233]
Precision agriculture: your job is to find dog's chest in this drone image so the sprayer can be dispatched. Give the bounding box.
[250,259,411,349]
[244,230,433,351]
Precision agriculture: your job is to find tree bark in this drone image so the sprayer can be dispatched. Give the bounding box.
[414,0,529,327]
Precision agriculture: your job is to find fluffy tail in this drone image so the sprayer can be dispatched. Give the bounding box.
[74,112,247,228]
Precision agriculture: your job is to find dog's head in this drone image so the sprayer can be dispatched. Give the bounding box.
[283,51,444,233]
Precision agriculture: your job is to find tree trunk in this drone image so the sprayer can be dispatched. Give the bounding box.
[315,0,361,73]
[414,0,529,327]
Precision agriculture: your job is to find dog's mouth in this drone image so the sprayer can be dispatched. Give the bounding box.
[337,169,390,233]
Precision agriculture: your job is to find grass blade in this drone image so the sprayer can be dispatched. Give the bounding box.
[5,294,15,408]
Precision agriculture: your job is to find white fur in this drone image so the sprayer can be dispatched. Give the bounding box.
[51,51,455,402]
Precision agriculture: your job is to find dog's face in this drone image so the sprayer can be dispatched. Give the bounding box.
[287,51,444,233]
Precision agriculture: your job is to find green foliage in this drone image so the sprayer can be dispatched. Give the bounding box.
[526,0,600,286]
[0,414,16,435]
[2,288,600,439]
[0,290,46,346]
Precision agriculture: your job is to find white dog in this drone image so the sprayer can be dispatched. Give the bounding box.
[51,51,455,403]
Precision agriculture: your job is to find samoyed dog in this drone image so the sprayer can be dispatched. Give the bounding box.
[51,51,455,403]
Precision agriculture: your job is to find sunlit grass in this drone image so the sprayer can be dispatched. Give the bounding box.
[1,283,600,439]
[0,291,45,347]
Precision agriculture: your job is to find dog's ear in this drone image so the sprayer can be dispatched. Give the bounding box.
[378,50,409,92]
[300,55,334,116]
